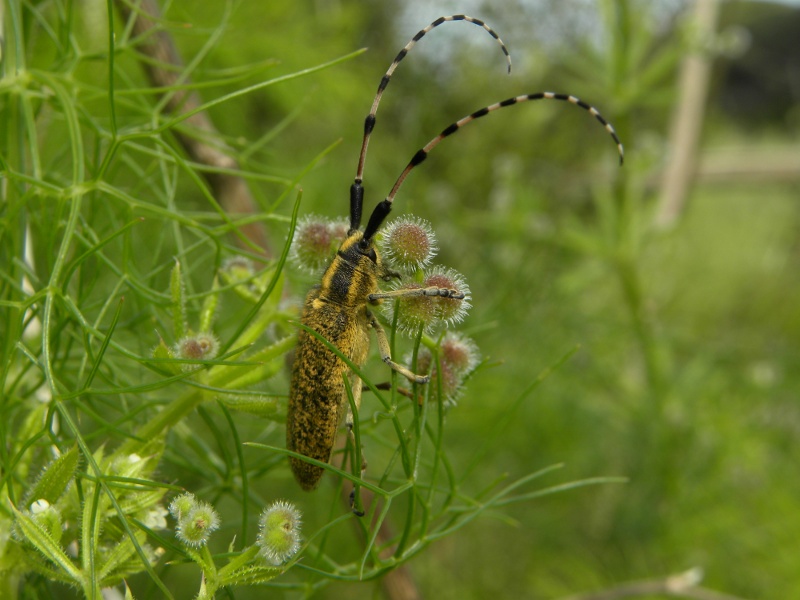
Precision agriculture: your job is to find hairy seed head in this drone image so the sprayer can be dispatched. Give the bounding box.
[291,215,335,272]
[174,333,219,371]
[168,493,197,520]
[221,256,255,282]
[390,282,439,334]
[257,500,303,565]
[415,332,480,402]
[175,501,220,548]
[379,215,438,271]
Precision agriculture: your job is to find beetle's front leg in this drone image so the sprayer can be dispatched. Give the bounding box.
[368,286,466,301]
[366,310,429,384]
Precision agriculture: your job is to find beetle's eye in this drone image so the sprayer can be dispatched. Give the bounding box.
[367,248,377,263]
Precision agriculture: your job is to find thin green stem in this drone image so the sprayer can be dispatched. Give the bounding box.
[105,0,118,137]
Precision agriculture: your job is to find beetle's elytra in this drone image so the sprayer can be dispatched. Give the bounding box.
[286,15,623,496]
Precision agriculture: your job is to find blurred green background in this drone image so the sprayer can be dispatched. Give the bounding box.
[3,0,800,597]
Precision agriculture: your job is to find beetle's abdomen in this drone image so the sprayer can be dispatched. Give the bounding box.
[287,289,370,490]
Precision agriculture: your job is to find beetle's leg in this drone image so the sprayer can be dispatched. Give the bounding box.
[344,374,367,516]
[374,382,419,400]
[346,423,366,517]
[381,267,403,282]
[368,286,465,301]
[344,410,367,480]
[366,310,430,384]
[346,416,367,517]
[343,378,367,471]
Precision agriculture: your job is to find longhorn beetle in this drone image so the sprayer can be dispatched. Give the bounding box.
[286,15,624,500]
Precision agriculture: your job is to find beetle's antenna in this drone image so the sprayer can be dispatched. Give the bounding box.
[382,92,624,211]
[350,15,511,232]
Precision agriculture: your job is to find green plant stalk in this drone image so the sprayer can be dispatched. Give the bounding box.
[217,402,250,546]
[0,574,20,600]
[395,324,428,559]
[198,544,219,596]
[171,260,187,341]
[81,482,104,599]
[105,0,118,137]
[409,324,427,480]
[216,545,260,583]
[608,111,668,407]
[207,333,295,390]
[357,483,413,579]
[114,387,204,458]
[199,277,220,333]
[597,0,669,404]
[614,255,665,400]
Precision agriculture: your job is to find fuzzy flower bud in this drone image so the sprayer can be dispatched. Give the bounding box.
[173,333,219,371]
[29,498,51,515]
[424,266,471,327]
[221,257,255,283]
[168,493,197,521]
[416,332,480,402]
[379,216,438,271]
[385,266,471,335]
[110,453,147,479]
[327,218,350,242]
[438,331,480,375]
[144,505,169,530]
[257,500,302,566]
[29,499,63,542]
[390,282,440,334]
[175,500,220,548]
[290,216,349,273]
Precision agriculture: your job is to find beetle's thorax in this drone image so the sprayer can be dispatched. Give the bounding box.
[317,231,381,306]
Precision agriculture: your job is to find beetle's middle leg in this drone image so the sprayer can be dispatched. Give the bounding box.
[366,310,430,384]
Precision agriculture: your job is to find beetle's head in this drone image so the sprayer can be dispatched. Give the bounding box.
[337,227,382,274]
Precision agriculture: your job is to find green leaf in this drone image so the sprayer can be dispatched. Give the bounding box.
[216,544,259,580]
[219,564,282,586]
[209,334,295,389]
[23,446,80,508]
[153,338,182,375]
[97,531,147,583]
[199,277,220,333]
[114,488,167,518]
[215,395,279,418]
[10,504,82,584]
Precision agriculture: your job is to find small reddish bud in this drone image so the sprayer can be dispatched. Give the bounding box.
[416,332,480,402]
